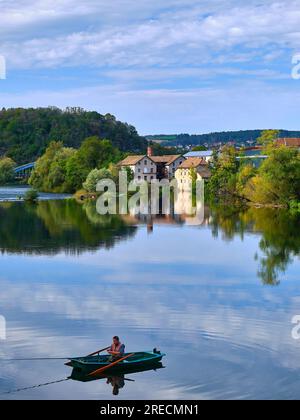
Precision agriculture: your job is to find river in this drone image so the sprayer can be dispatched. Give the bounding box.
[0,188,300,400]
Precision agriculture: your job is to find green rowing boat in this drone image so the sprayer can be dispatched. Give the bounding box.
[66,350,165,374]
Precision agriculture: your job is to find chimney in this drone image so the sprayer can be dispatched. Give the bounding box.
[147,146,153,157]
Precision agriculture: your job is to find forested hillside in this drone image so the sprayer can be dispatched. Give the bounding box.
[0,107,147,164]
[146,130,300,147]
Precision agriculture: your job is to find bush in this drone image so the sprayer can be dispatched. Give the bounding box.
[24,189,39,202]
[0,157,16,185]
[243,147,300,205]
[290,200,300,214]
[83,168,112,193]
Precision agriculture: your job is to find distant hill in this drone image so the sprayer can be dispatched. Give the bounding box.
[0,107,147,164]
[146,130,300,148]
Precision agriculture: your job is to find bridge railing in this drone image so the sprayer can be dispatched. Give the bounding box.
[14,162,36,179]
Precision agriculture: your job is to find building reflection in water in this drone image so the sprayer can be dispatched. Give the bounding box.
[122,190,211,232]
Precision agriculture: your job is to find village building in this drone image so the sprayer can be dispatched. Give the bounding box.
[150,155,185,180]
[175,157,211,188]
[184,150,214,162]
[117,154,157,182]
[118,148,185,181]
[276,138,300,148]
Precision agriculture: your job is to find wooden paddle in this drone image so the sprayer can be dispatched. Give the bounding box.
[87,346,110,357]
[88,353,135,377]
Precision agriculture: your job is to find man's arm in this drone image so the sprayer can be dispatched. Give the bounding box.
[108,345,125,356]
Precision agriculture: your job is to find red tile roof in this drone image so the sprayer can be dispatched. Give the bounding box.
[276,138,300,147]
[151,155,183,165]
[118,155,145,166]
[178,157,207,169]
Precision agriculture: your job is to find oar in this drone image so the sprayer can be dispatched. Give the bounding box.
[87,346,110,357]
[88,353,135,377]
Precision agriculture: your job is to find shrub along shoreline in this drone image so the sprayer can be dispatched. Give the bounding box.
[206,131,300,212]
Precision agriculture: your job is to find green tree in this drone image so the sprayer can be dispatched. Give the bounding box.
[29,141,76,192]
[30,137,123,193]
[243,146,300,206]
[83,168,112,193]
[0,157,16,185]
[236,164,257,196]
[66,137,122,192]
[65,152,90,192]
[189,167,198,184]
[24,189,39,202]
[207,146,239,200]
[257,129,279,151]
[0,107,146,164]
[192,145,207,151]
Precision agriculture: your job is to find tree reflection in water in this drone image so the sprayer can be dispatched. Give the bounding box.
[209,205,300,286]
[0,200,137,255]
[0,199,299,286]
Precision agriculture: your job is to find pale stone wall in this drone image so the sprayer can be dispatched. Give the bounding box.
[133,157,157,181]
[166,157,186,179]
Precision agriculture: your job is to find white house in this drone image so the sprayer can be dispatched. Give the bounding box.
[118,155,157,182]
[118,148,185,181]
[175,157,211,189]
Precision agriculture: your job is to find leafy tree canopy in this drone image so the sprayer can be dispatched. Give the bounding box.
[29,137,123,193]
[0,107,147,164]
[0,157,16,185]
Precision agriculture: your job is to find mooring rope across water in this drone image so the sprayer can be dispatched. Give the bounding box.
[0,378,70,396]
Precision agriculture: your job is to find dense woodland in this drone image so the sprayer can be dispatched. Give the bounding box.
[0,107,147,164]
[147,130,300,147]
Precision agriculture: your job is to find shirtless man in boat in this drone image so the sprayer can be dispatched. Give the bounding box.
[107,336,125,361]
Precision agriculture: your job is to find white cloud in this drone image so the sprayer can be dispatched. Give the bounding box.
[1,1,300,70]
[0,0,299,133]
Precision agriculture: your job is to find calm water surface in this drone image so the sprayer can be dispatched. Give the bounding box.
[0,185,71,201]
[0,190,300,400]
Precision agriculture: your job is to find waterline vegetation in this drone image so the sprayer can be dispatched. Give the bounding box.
[207,131,300,211]
[0,123,297,212]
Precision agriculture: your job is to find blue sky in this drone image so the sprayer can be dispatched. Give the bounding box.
[0,0,300,134]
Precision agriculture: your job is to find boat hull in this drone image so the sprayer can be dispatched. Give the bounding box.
[67,351,165,374]
[70,361,165,382]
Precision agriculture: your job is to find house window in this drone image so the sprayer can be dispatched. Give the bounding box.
[138,169,141,173]
[144,160,148,165]
[144,176,147,181]
[138,176,141,180]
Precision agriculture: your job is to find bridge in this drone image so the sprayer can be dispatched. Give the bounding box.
[236,155,268,168]
[14,162,36,179]
[237,155,268,160]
